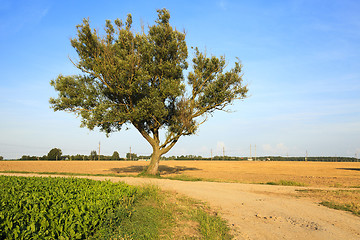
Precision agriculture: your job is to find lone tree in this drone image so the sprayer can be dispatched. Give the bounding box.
[47,148,62,161]
[111,151,120,160]
[50,9,248,175]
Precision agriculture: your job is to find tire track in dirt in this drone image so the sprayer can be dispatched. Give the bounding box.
[2,173,360,240]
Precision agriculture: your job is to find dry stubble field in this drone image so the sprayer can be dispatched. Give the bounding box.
[1,160,359,187]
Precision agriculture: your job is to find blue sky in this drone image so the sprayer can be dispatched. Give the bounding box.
[1,0,359,159]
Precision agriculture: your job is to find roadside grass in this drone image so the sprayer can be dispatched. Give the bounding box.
[111,190,233,240]
[296,189,360,217]
[160,191,233,240]
[0,175,232,239]
[320,201,360,216]
[266,180,306,187]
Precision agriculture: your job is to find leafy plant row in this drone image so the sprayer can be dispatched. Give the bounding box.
[0,176,140,239]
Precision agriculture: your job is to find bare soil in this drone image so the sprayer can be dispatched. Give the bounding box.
[1,161,360,239]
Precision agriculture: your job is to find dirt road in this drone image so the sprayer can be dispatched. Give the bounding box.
[2,173,360,240]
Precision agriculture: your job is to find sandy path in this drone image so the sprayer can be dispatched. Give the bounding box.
[2,173,360,240]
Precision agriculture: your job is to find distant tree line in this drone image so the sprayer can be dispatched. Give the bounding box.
[256,156,360,162]
[152,155,359,162]
[162,155,246,161]
[2,150,359,162]
[17,148,126,161]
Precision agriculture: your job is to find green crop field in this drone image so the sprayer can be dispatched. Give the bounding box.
[0,175,232,239]
[0,176,141,239]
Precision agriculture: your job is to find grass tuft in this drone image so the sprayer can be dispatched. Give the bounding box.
[137,171,161,178]
[166,174,203,182]
[296,189,360,217]
[195,209,233,239]
[266,180,306,186]
[320,201,360,216]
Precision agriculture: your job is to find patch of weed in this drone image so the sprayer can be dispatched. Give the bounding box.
[321,201,360,216]
[166,174,203,182]
[195,209,233,240]
[266,180,306,186]
[296,189,360,217]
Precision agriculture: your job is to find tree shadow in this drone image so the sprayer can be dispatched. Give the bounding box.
[337,168,360,172]
[109,165,201,174]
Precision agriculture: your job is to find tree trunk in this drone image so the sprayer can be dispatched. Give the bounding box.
[146,148,161,175]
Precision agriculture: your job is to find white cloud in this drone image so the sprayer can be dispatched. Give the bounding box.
[262,143,289,156]
[199,145,210,155]
[218,0,227,10]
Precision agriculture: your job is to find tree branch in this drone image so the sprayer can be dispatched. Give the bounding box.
[132,121,156,147]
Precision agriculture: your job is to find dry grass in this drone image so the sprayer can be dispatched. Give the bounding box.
[296,189,360,216]
[1,160,359,187]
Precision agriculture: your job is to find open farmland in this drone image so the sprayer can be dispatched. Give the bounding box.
[1,160,360,187]
[1,161,360,239]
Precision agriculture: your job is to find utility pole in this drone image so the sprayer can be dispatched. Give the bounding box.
[250,144,252,160]
[255,144,257,161]
[130,146,132,161]
[305,150,308,162]
[98,141,101,161]
[223,146,225,160]
[211,149,213,161]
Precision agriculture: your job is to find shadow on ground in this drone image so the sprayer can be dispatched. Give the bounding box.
[337,168,360,172]
[109,165,201,174]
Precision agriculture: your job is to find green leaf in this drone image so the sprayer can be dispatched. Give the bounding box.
[30,222,36,232]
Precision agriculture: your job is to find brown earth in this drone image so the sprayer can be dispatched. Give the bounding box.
[1,161,360,239]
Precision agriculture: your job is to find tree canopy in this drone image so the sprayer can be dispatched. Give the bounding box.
[112,151,120,160]
[50,9,248,174]
[47,148,62,161]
